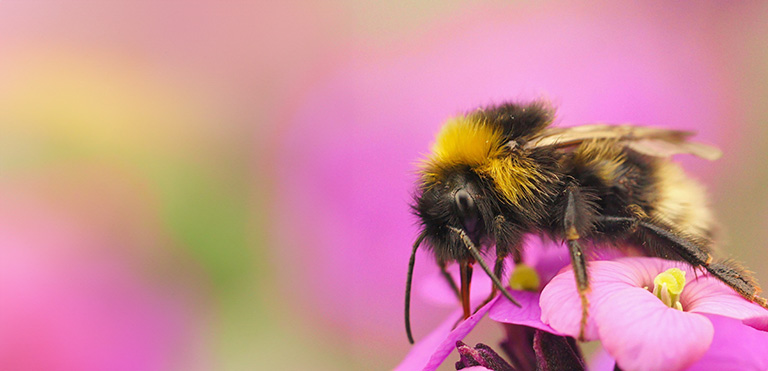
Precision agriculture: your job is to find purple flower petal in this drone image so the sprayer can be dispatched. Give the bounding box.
[583,315,768,371]
[685,314,768,371]
[742,315,768,331]
[594,286,713,371]
[396,297,499,371]
[684,274,768,321]
[489,290,564,335]
[590,257,684,288]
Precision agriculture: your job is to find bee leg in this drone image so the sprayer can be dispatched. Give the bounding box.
[473,255,508,315]
[597,215,768,310]
[564,187,591,342]
[450,260,475,330]
[512,247,523,265]
[491,254,507,300]
[450,226,521,310]
[459,260,474,319]
[567,239,590,341]
[439,261,461,301]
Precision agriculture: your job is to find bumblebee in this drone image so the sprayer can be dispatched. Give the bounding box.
[405,100,768,343]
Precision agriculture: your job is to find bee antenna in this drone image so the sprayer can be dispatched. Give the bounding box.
[405,231,427,344]
[449,226,521,308]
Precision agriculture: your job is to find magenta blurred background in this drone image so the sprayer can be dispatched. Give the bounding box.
[1,1,767,370]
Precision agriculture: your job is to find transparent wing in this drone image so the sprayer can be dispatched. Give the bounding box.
[524,124,722,160]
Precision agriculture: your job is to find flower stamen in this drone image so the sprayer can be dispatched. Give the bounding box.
[509,263,540,292]
[652,268,686,310]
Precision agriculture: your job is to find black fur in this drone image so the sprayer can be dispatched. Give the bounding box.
[473,101,554,141]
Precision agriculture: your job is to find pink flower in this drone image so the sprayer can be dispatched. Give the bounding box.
[541,257,768,371]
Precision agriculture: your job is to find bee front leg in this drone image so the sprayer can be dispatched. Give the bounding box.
[459,260,474,319]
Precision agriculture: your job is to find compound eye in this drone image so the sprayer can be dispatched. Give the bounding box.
[454,189,479,232]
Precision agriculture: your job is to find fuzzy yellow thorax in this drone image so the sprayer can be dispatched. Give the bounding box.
[427,116,505,169]
[421,116,548,205]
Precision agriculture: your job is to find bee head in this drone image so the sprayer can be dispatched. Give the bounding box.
[413,170,497,263]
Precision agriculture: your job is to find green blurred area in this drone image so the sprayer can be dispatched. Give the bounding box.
[0,56,254,291]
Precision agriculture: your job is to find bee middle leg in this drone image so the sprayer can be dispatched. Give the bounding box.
[471,215,525,313]
[563,186,592,341]
[472,254,509,315]
[490,254,507,300]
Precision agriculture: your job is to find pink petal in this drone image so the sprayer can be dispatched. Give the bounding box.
[579,315,765,371]
[541,258,768,370]
[685,314,768,371]
[539,259,653,341]
[684,274,768,321]
[488,290,564,335]
[742,315,768,331]
[395,297,498,371]
[539,265,600,340]
[595,287,713,371]
[541,258,701,341]
[593,257,686,287]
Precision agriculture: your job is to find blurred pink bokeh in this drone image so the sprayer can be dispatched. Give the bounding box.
[0,188,190,371]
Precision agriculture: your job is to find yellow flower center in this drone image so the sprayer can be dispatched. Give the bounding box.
[652,268,686,310]
[509,263,540,292]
